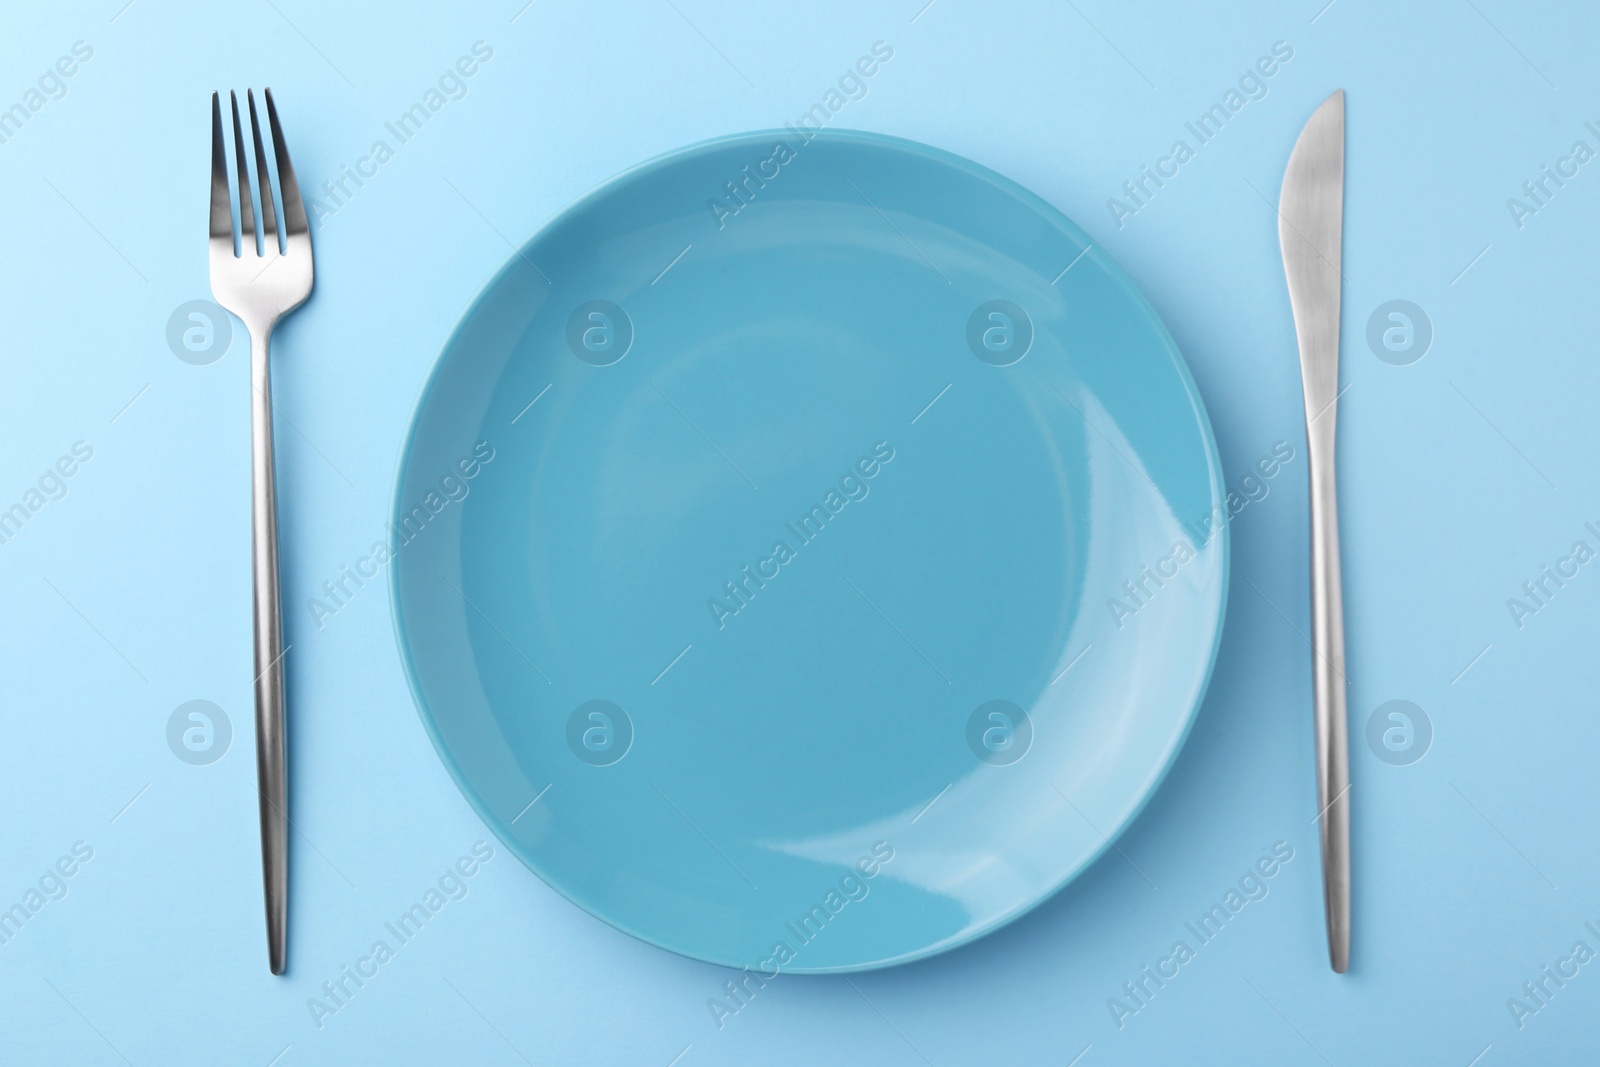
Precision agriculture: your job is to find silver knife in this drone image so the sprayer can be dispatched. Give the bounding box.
[1278,89,1350,974]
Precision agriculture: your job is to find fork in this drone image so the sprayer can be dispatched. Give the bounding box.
[208,88,313,976]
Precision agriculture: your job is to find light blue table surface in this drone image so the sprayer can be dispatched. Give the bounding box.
[2,1,1597,1063]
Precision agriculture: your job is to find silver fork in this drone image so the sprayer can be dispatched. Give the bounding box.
[208,88,313,976]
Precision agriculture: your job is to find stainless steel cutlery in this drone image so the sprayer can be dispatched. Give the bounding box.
[208,88,314,975]
[1278,88,1351,974]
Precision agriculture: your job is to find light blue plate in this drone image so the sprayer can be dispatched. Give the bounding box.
[391,129,1228,973]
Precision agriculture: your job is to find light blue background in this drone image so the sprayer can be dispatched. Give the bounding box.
[0,0,1595,1063]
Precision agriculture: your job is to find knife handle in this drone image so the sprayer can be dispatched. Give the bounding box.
[1306,412,1350,973]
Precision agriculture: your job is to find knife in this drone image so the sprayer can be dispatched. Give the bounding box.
[1278,89,1350,974]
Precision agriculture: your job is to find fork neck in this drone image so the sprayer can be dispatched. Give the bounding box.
[248,322,276,378]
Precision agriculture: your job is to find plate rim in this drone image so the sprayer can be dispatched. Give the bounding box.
[388,126,1232,972]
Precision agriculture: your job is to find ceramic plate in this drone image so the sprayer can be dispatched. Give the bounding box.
[391,129,1227,973]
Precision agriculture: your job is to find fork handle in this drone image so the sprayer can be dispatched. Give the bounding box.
[1307,412,1350,973]
[250,327,289,976]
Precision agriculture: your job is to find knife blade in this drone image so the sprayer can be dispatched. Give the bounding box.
[1278,89,1350,974]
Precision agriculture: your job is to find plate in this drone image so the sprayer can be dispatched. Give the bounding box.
[391,129,1227,973]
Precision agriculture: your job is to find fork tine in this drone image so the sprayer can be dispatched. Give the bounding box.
[210,92,233,242]
[263,89,309,239]
[246,90,279,252]
[229,90,256,253]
